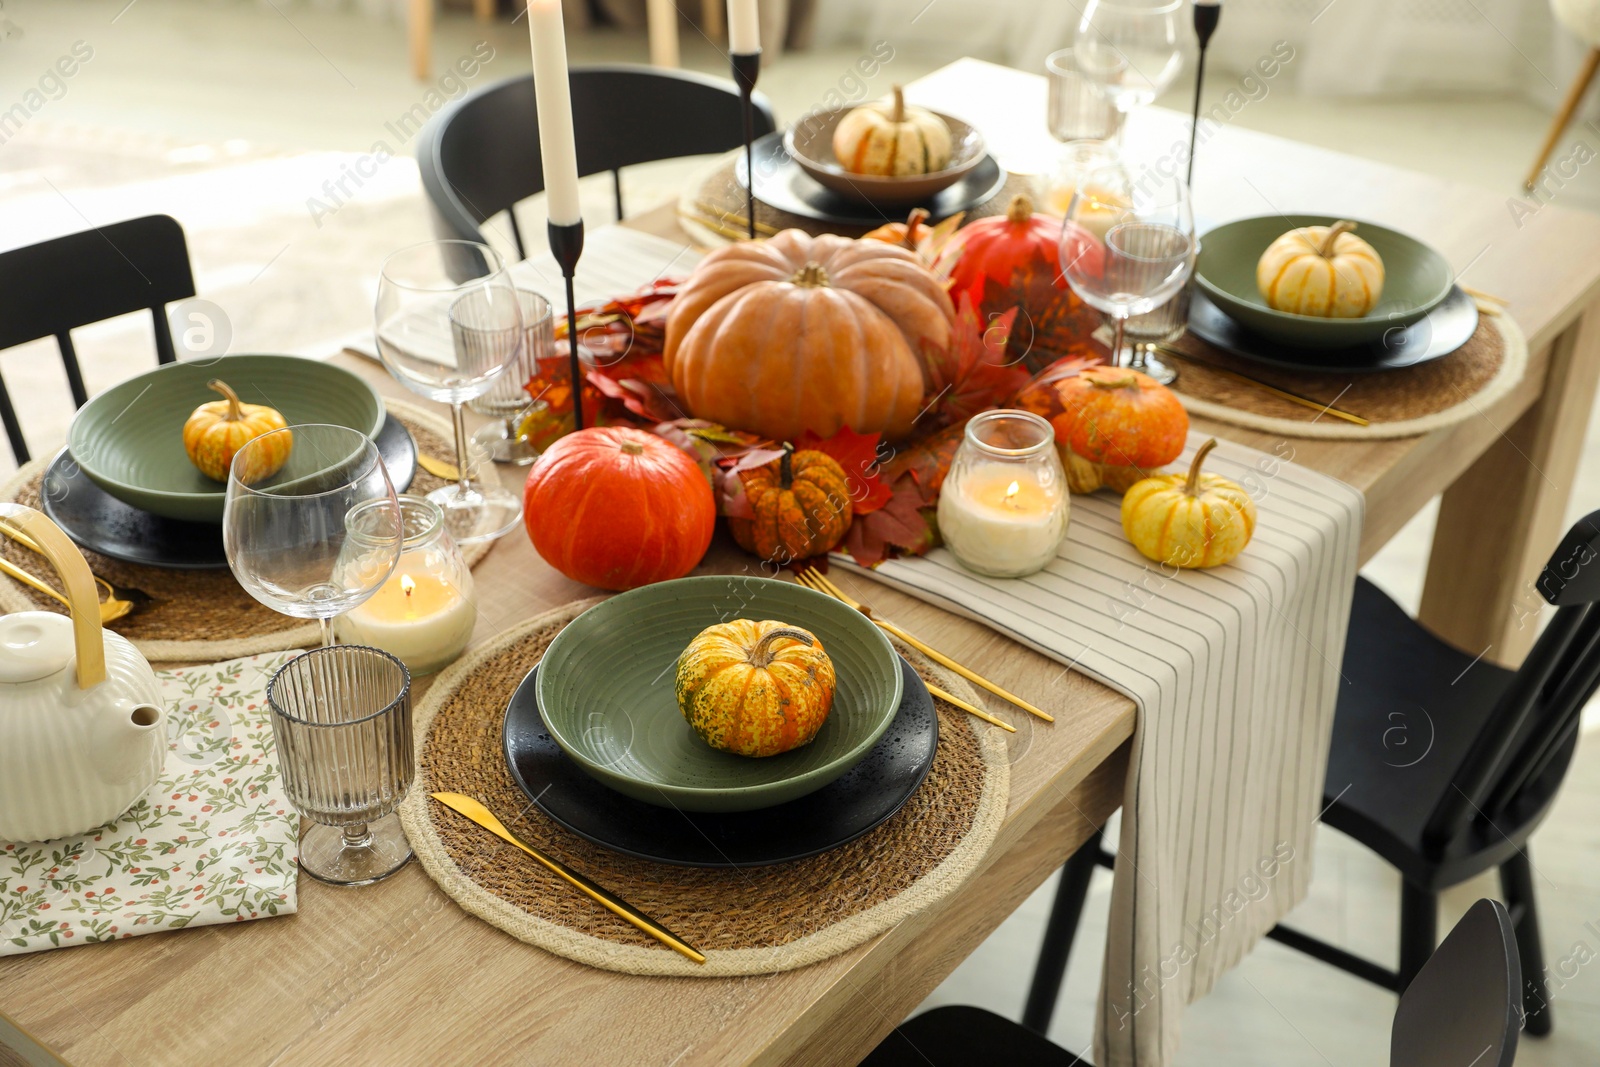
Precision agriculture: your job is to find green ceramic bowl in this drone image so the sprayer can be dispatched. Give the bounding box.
[67,354,385,522]
[1194,215,1453,349]
[537,576,904,813]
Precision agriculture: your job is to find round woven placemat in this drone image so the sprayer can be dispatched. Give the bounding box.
[1166,309,1527,440]
[398,597,1011,977]
[681,151,1032,245]
[0,398,494,663]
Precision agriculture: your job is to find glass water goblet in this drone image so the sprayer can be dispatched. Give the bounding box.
[1059,165,1194,384]
[376,239,525,544]
[1046,48,1124,143]
[223,424,404,648]
[1074,0,1184,119]
[468,289,555,467]
[267,644,415,886]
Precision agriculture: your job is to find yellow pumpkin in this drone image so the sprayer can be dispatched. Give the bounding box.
[1121,439,1256,569]
[1256,220,1385,318]
[674,619,836,758]
[832,85,953,177]
[182,379,291,482]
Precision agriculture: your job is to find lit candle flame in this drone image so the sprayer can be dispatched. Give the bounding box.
[1004,481,1020,507]
[400,574,415,599]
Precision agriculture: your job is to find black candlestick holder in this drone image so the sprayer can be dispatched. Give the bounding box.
[547,219,586,431]
[1188,0,1222,187]
[730,50,762,239]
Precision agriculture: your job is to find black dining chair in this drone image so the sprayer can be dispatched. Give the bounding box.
[416,64,777,258]
[1021,511,1600,1039]
[864,898,1522,1067]
[0,214,196,464]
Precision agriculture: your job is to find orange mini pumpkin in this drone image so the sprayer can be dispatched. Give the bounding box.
[182,379,290,482]
[675,619,836,757]
[1017,364,1188,468]
[728,445,853,563]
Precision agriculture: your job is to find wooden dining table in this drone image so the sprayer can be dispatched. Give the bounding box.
[6,57,1600,1067]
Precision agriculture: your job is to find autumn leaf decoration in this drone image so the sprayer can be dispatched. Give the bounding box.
[917,294,1033,432]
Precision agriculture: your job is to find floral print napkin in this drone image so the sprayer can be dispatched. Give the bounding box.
[1,651,302,955]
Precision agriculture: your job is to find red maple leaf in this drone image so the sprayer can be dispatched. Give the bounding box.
[796,425,893,514]
[843,472,937,566]
[918,295,1032,431]
[881,421,967,501]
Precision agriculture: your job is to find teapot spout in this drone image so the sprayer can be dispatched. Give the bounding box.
[94,699,166,788]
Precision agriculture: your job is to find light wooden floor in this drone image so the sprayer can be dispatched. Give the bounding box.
[2,2,1600,1063]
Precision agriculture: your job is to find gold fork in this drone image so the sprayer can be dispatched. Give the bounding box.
[0,555,131,623]
[0,518,149,620]
[796,568,1053,724]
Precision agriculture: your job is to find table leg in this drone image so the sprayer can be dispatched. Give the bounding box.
[1420,300,1600,665]
[409,0,431,82]
[474,0,495,20]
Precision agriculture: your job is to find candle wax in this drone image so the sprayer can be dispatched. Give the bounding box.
[936,464,1069,578]
[338,555,477,675]
[728,0,760,54]
[526,0,582,226]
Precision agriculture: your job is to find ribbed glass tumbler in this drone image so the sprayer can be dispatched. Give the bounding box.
[267,645,415,887]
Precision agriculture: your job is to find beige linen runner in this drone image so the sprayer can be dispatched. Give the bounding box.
[841,433,1364,1067]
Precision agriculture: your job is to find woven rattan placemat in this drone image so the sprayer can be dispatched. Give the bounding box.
[398,597,1011,977]
[1167,309,1527,440]
[0,399,493,662]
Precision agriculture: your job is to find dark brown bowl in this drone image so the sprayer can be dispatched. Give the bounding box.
[782,107,987,210]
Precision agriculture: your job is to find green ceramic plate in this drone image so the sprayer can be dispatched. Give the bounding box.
[67,354,385,523]
[537,576,904,813]
[1194,215,1453,349]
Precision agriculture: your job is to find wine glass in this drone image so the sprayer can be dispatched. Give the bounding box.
[1074,0,1183,118]
[1059,164,1194,384]
[375,240,525,544]
[467,289,555,467]
[223,424,404,649]
[1045,49,1123,143]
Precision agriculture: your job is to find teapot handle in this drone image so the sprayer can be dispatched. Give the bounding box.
[0,504,106,690]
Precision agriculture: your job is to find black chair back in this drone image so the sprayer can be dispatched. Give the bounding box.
[1424,510,1600,850]
[1390,898,1520,1067]
[0,214,195,463]
[417,65,777,257]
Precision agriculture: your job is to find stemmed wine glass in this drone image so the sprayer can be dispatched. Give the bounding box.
[468,289,555,467]
[375,240,525,544]
[1074,0,1184,121]
[1059,164,1194,383]
[223,424,404,648]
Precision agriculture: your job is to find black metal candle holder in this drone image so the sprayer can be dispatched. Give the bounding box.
[730,50,762,239]
[1188,0,1222,187]
[547,219,586,432]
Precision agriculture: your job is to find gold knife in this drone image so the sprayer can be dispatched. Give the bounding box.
[430,792,706,964]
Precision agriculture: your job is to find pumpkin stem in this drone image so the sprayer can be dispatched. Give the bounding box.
[749,626,817,668]
[208,379,244,422]
[1317,220,1357,258]
[620,441,645,456]
[791,262,830,288]
[902,207,930,250]
[1006,193,1033,226]
[891,84,905,124]
[1184,438,1219,496]
[779,442,795,489]
[1090,372,1141,390]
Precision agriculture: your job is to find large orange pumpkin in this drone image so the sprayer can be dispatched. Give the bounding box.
[728,445,853,563]
[663,230,955,442]
[1017,364,1187,468]
[522,427,714,591]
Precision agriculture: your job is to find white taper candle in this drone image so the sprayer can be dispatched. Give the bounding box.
[526,0,582,226]
[727,0,759,54]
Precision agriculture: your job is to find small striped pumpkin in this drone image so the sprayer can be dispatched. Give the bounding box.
[1256,220,1385,318]
[675,619,836,757]
[832,86,952,177]
[1122,439,1256,569]
[728,445,853,564]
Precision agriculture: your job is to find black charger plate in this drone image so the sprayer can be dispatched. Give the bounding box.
[503,656,939,868]
[734,131,1007,228]
[1187,286,1479,373]
[38,412,418,570]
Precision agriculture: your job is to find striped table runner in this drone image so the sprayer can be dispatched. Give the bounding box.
[838,433,1364,1067]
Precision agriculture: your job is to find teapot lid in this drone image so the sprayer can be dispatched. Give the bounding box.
[0,611,74,684]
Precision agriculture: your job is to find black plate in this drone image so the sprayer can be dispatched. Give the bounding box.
[39,412,418,570]
[1187,285,1480,373]
[735,131,1007,228]
[502,657,939,868]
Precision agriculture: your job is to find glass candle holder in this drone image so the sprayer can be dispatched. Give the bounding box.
[337,494,477,675]
[1043,138,1125,218]
[937,410,1070,578]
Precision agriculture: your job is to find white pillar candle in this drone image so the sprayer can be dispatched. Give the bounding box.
[937,465,1070,578]
[526,0,582,226]
[338,554,477,675]
[727,0,759,54]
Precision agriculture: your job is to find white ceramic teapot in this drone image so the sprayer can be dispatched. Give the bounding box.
[0,504,165,842]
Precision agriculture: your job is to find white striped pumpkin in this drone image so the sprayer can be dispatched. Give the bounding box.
[831,86,952,177]
[1255,220,1385,318]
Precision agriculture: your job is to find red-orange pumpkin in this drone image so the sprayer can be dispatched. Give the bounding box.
[1016,364,1187,468]
[663,229,955,442]
[522,427,715,591]
[933,194,1101,371]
